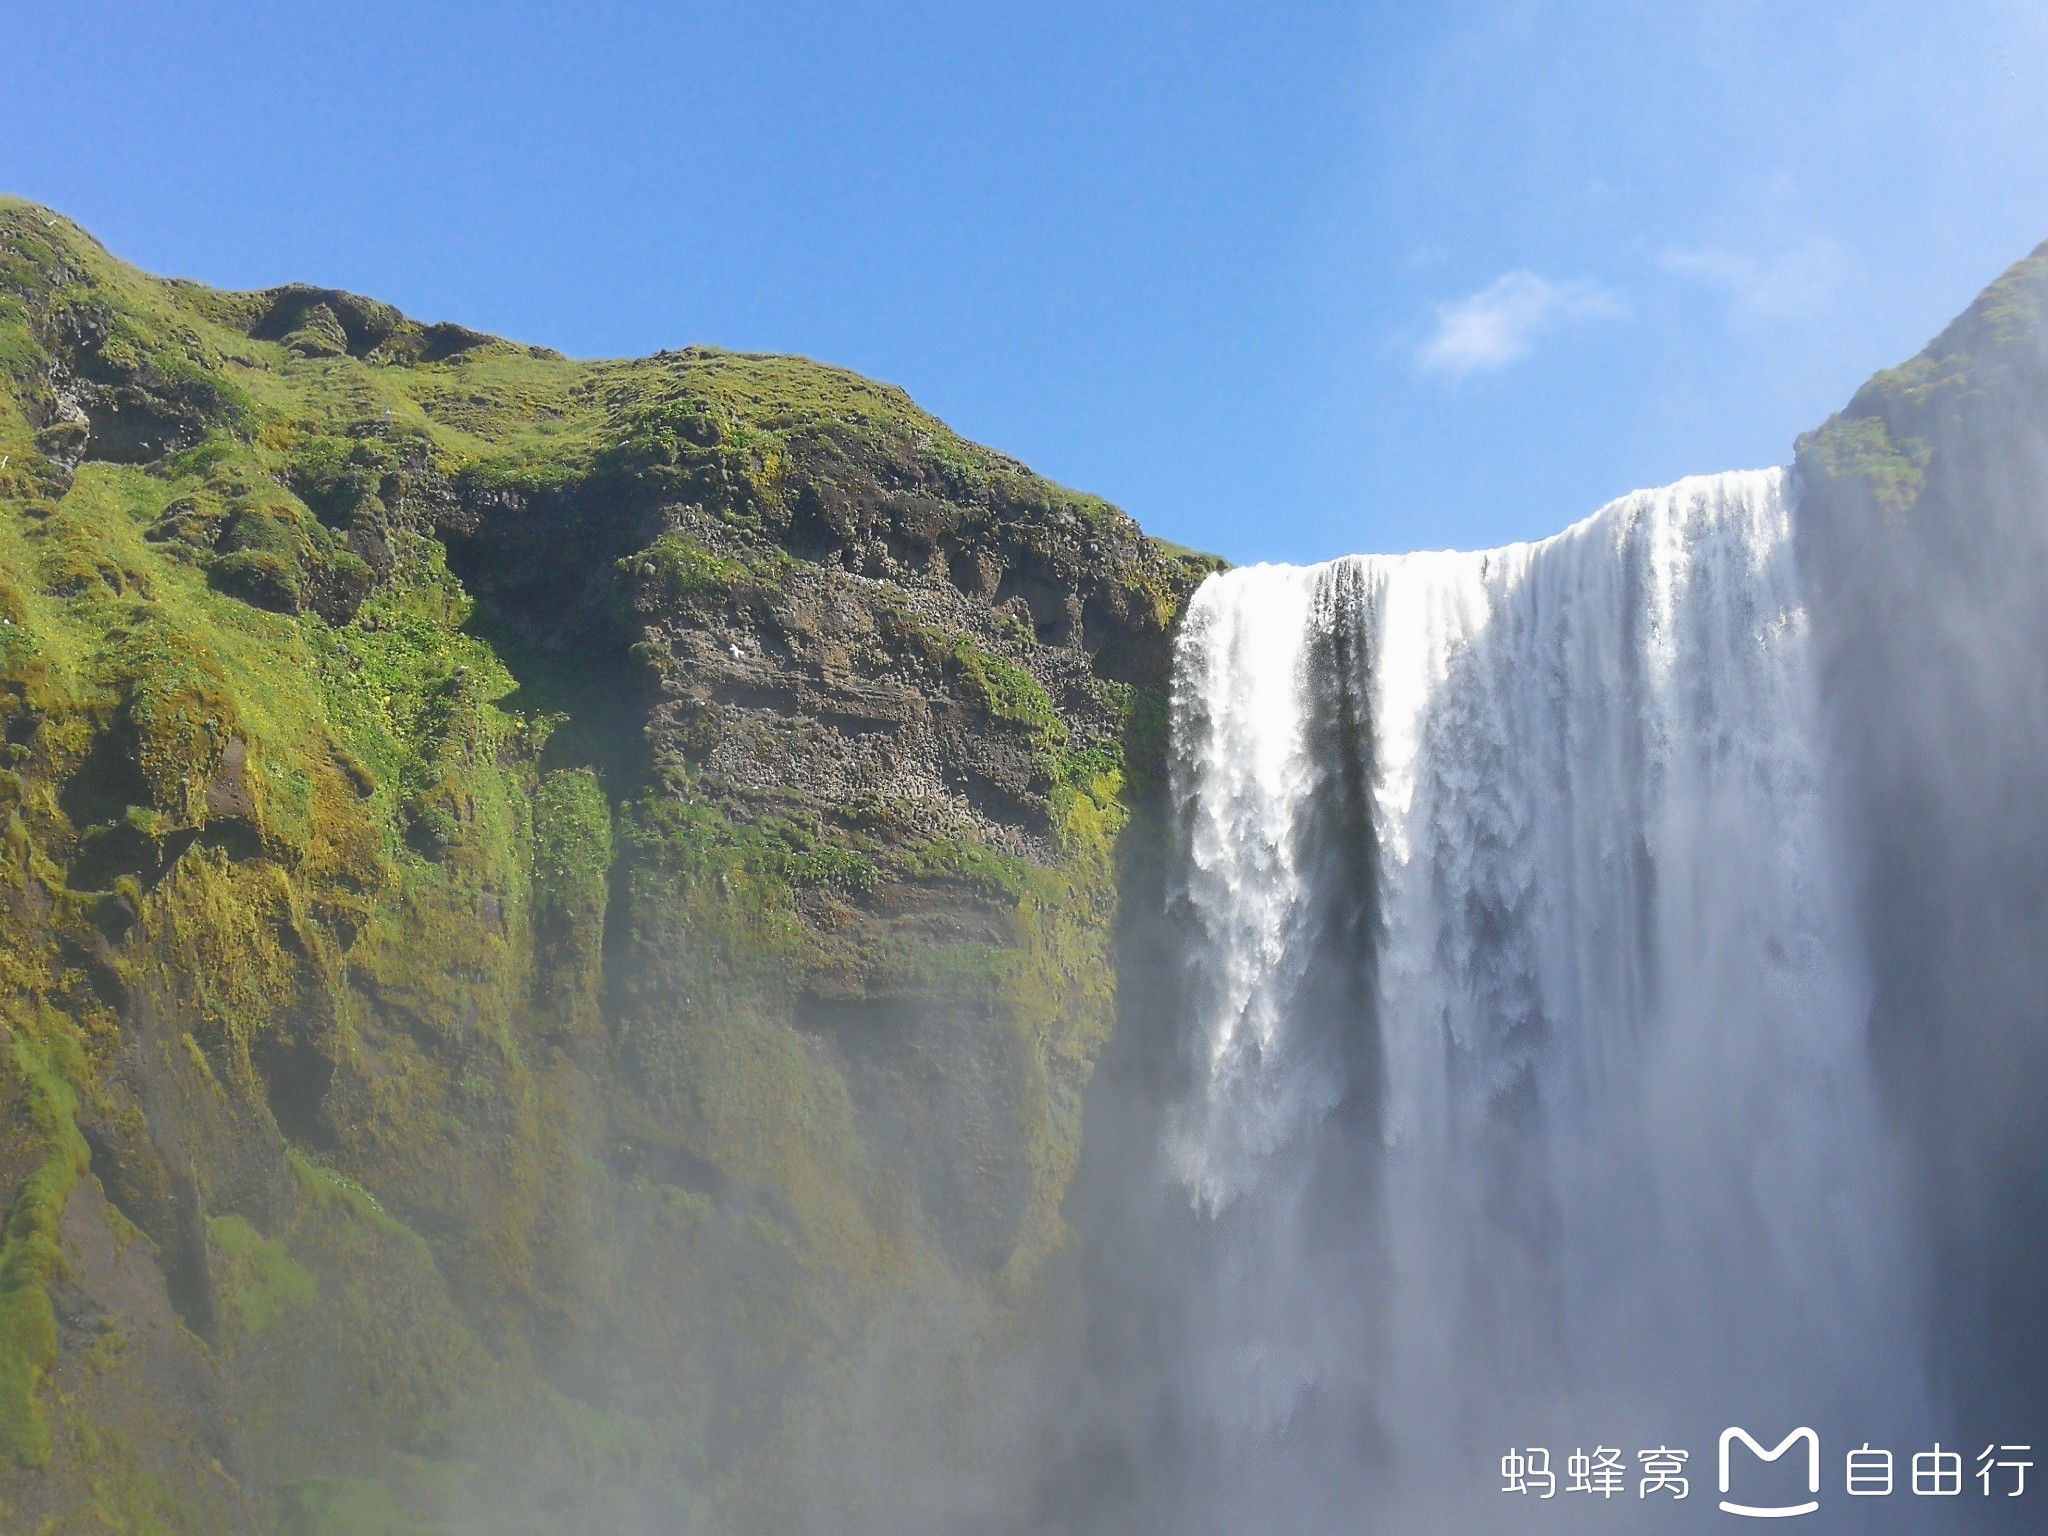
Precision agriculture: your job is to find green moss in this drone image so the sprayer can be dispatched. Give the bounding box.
[884,824,1035,901]
[531,768,612,1034]
[536,1385,653,1481]
[0,1008,90,1468]
[1798,414,1929,521]
[532,770,611,914]
[209,1213,317,1337]
[997,765,1127,1281]
[1796,241,2048,534]
[287,1150,433,1263]
[274,1477,452,1536]
[614,796,817,977]
[949,633,1066,748]
[57,1407,201,1535]
[628,532,790,604]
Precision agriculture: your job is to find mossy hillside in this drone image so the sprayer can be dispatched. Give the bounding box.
[0,196,1211,1532]
[1797,238,2048,524]
[0,451,533,1521]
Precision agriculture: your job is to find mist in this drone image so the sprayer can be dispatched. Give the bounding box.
[1794,241,2048,1458]
[1037,244,2048,1535]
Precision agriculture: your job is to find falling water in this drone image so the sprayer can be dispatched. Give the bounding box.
[1142,470,1932,1533]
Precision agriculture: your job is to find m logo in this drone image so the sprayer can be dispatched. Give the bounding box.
[1719,1426,1821,1518]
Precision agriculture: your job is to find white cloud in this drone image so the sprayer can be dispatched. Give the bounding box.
[1660,238,1847,320]
[1417,271,1624,377]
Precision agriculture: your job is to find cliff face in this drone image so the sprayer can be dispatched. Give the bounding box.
[1795,241,2048,1444]
[0,200,1213,1535]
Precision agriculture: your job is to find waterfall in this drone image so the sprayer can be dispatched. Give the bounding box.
[1127,469,1932,1533]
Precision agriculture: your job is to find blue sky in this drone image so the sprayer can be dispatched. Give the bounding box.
[7,1,2047,563]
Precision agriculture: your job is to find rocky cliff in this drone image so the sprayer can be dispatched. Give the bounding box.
[1794,239,2048,1450]
[0,199,1215,1535]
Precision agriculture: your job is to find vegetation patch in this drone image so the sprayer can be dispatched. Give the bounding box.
[274,1476,452,1536]
[949,633,1065,748]
[0,1010,90,1468]
[208,1213,317,1338]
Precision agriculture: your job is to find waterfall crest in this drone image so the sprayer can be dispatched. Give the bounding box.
[1125,469,1929,1533]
